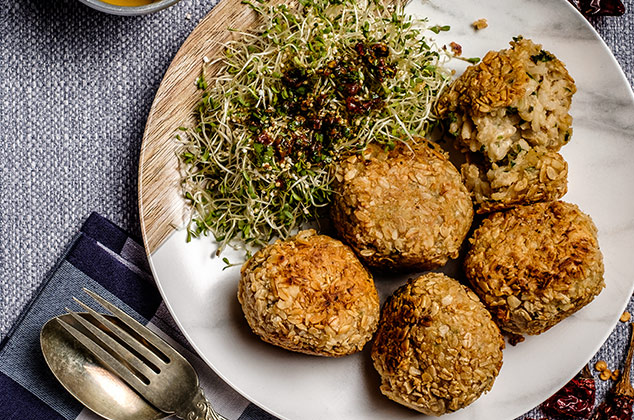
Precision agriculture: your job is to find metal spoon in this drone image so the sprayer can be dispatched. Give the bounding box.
[40,313,168,420]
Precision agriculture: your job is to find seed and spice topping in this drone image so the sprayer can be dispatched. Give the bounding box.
[179,0,450,253]
[596,360,608,372]
[601,369,613,381]
[612,370,621,381]
[596,360,622,381]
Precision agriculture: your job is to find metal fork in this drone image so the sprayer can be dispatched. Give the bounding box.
[57,288,226,420]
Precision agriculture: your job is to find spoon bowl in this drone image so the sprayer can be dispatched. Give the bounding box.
[40,313,167,420]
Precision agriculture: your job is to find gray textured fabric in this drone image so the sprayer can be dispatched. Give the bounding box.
[0,0,216,336]
[0,0,633,418]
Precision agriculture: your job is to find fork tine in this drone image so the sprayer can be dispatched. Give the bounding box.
[56,315,148,396]
[82,288,175,358]
[73,297,166,368]
[64,308,158,383]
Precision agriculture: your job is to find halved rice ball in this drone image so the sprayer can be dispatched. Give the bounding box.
[437,37,576,213]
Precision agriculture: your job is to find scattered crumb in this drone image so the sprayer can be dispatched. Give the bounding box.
[449,41,462,56]
[620,311,631,322]
[595,360,608,372]
[596,361,620,381]
[185,13,192,20]
[203,56,210,64]
[472,18,488,30]
[507,332,525,346]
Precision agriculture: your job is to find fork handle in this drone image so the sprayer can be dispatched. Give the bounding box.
[176,387,227,420]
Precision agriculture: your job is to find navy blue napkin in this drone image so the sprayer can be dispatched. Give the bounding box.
[0,213,274,420]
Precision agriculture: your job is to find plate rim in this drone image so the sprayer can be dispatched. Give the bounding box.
[138,0,634,419]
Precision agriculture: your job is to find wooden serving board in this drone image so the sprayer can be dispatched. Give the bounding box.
[139,0,269,254]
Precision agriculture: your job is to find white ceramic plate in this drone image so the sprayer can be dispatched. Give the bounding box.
[145,0,634,419]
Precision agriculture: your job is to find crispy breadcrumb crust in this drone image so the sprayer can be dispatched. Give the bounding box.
[238,229,380,356]
[330,140,473,271]
[372,273,504,415]
[464,201,605,335]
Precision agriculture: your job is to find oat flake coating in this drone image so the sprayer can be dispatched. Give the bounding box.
[238,229,380,357]
[372,273,504,416]
[464,201,605,335]
[437,37,576,213]
[330,141,473,271]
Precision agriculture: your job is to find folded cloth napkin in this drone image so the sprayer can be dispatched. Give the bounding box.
[1,213,632,420]
[0,212,275,420]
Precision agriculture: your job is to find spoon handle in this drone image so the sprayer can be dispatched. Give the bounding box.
[177,387,227,420]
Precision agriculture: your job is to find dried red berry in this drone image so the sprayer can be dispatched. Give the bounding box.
[590,394,634,420]
[590,323,634,420]
[568,0,626,16]
[542,365,596,419]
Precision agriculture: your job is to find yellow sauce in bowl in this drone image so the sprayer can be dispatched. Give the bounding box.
[99,0,157,5]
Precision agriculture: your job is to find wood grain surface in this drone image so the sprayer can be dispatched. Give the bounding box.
[139,0,268,254]
[139,0,401,255]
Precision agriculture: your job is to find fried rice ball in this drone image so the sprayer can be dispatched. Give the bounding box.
[372,273,504,415]
[238,229,380,357]
[464,201,605,335]
[437,37,576,213]
[330,140,473,271]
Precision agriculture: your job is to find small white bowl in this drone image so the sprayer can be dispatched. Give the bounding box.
[77,0,181,16]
